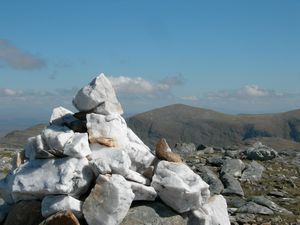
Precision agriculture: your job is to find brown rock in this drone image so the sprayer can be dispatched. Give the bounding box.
[155,138,182,163]
[89,136,115,147]
[4,200,44,225]
[39,210,80,225]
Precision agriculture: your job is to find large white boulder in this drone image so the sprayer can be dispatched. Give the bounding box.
[41,195,83,218]
[87,113,129,148]
[42,125,74,151]
[73,73,123,115]
[190,195,230,225]
[151,160,210,213]
[0,157,94,203]
[64,133,91,158]
[89,147,131,177]
[83,174,135,225]
[125,128,155,173]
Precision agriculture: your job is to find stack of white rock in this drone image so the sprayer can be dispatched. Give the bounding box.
[0,73,230,225]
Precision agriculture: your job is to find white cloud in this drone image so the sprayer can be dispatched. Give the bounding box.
[0,39,46,70]
[240,85,269,97]
[180,95,198,101]
[108,75,183,95]
[0,88,22,97]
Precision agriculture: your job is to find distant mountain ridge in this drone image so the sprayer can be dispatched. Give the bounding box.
[127,104,300,151]
[1,104,300,152]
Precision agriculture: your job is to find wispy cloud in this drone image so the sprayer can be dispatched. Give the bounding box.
[180,95,198,101]
[0,39,46,70]
[206,84,283,99]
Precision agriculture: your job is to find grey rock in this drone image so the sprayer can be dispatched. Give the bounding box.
[196,166,224,194]
[0,198,11,223]
[220,159,245,178]
[3,200,44,225]
[173,142,196,155]
[220,173,244,196]
[237,202,274,215]
[197,144,207,151]
[202,147,214,154]
[234,213,256,224]
[224,150,241,159]
[243,142,278,161]
[206,156,225,167]
[249,196,293,215]
[225,196,247,208]
[121,201,187,225]
[241,161,265,181]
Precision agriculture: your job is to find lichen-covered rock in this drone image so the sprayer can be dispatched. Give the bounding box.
[151,160,210,213]
[241,161,265,181]
[197,166,224,194]
[83,174,135,225]
[220,173,244,197]
[220,159,245,178]
[72,73,123,115]
[243,142,278,161]
[237,202,274,215]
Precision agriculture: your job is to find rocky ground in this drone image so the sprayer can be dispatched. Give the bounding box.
[182,142,300,225]
[1,141,299,225]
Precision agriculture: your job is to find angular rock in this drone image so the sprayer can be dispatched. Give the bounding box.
[73,73,123,115]
[234,213,256,224]
[221,173,244,196]
[224,150,241,159]
[63,133,91,158]
[89,147,131,177]
[155,138,182,163]
[206,156,225,167]
[202,147,214,154]
[125,170,150,185]
[190,195,230,225]
[129,182,157,201]
[151,160,210,213]
[220,159,245,178]
[121,201,187,225]
[0,157,93,203]
[243,142,278,161]
[49,106,74,126]
[39,210,80,225]
[237,202,274,215]
[241,161,265,181]
[42,125,74,152]
[173,142,196,155]
[83,174,134,225]
[24,135,54,160]
[41,195,83,218]
[125,128,155,173]
[249,196,293,215]
[4,200,44,225]
[197,166,224,194]
[87,113,128,148]
[224,196,247,208]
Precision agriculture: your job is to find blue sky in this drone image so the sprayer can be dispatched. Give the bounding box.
[0,0,300,132]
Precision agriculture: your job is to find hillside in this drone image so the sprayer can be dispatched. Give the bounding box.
[127,104,300,151]
[0,124,46,149]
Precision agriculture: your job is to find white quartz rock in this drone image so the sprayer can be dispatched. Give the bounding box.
[42,195,83,218]
[64,133,91,158]
[89,148,131,177]
[2,157,93,202]
[151,160,210,213]
[49,106,74,125]
[191,195,230,225]
[129,181,157,201]
[83,174,135,225]
[125,170,150,185]
[24,135,53,160]
[87,113,129,148]
[73,73,123,115]
[125,128,155,173]
[42,125,74,151]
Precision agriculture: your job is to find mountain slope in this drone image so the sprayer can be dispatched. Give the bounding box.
[127,104,300,150]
